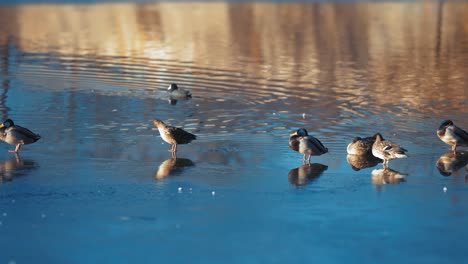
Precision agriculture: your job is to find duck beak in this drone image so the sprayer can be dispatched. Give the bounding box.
[0,123,4,128]
[290,131,298,137]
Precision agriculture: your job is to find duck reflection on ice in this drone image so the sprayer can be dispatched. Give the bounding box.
[436,151,468,177]
[371,168,407,185]
[346,154,382,171]
[288,163,328,186]
[154,157,195,180]
[0,154,39,183]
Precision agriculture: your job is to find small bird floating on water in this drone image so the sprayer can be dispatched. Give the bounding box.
[153,119,197,156]
[288,128,328,163]
[347,134,381,155]
[0,119,41,153]
[168,83,191,98]
[371,133,408,168]
[437,120,468,152]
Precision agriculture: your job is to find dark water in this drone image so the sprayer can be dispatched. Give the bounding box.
[0,2,467,263]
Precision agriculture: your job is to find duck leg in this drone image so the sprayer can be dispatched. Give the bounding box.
[168,144,176,152]
[452,145,457,152]
[382,159,388,168]
[173,144,177,154]
[307,155,311,163]
[9,144,21,153]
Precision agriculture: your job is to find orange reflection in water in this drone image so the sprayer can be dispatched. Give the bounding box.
[0,2,466,117]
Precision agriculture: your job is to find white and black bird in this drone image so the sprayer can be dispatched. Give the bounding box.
[167,83,191,103]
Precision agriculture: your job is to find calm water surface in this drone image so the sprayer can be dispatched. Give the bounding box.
[0,1,467,263]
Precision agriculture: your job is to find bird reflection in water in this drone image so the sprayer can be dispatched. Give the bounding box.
[371,168,407,186]
[288,163,328,186]
[436,151,468,177]
[346,154,382,171]
[0,154,39,183]
[154,157,195,180]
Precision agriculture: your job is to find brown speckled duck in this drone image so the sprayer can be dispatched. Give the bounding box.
[0,119,41,153]
[347,134,381,155]
[288,128,328,163]
[153,119,196,155]
[346,153,382,171]
[371,133,408,168]
[437,120,468,152]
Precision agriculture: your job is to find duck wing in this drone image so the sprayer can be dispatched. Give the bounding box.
[454,125,468,143]
[8,126,41,143]
[167,126,196,144]
[307,136,328,153]
[382,140,408,156]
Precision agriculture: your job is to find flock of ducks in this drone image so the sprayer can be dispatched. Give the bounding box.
[0,83,466,179]
[288,119,467,169]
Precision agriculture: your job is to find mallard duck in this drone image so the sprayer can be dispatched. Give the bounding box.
[371,168,407,185]
[0,119,41,153]
[436,151,468,176]
[371,133,408,168]
[288,163,328,186]
[347,135,380,155]
[288,128,328,163]
[437,120,468,152]
[346,153,382,171]
[153,119,197,155]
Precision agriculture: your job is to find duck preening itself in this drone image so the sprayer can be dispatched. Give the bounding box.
[0,119,41,153]
[437,120,468,152]
[288,128,328,163]
[153,119,197,156]
[347,134,380,155]
[371,133,408,168]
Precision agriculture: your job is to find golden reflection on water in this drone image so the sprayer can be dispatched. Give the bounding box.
[0,2,466,123]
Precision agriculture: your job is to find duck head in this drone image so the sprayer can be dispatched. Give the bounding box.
[373,133,384,142]
[0,119,14,129]
[297,128,308,136]
[168,83,179,92]
[152,119,165,128]
[438,120,453,130]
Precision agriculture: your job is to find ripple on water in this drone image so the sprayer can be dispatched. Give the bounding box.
[6,43,468,152]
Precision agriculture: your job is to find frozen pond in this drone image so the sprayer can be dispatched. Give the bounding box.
[0,1,467,263]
